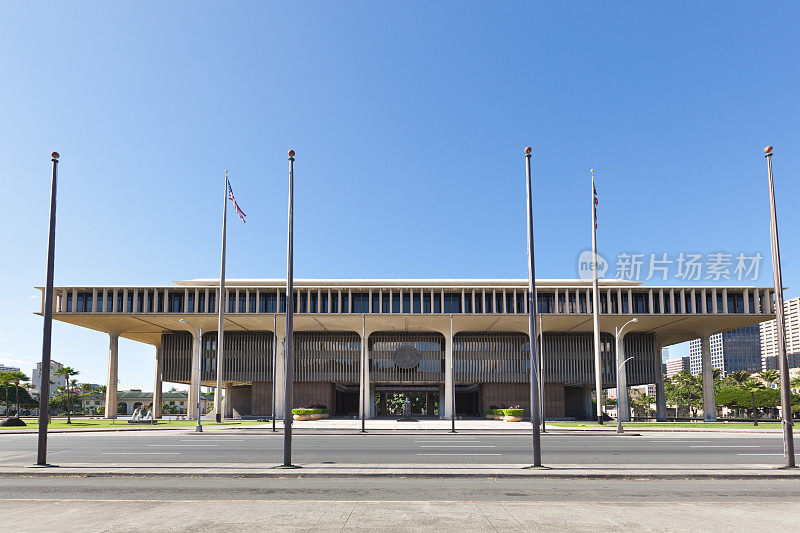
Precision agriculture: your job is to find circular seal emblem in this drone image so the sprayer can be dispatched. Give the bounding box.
[392,345,421,370]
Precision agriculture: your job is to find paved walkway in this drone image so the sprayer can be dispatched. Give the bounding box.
[5,462,799,479]
[2,418,794,434]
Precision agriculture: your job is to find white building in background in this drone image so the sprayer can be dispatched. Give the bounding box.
[0,364,21,372]
[665,356,691,377]
[31,360,66,394]
[760,296,800,371]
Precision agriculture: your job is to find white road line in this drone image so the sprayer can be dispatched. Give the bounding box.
[738,453,797,456]
[689,445,760,448]
[646,440,710,442]
[413,440,481,443]
[417,453,502,456]
[420,444,494,448]
[147,444,219,447]
[179,439,244,442]
[102,452,181,455]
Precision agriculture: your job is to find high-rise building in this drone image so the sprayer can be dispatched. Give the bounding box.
[760,296,800,371]
[689,325,762,376]
[0,364,21,373]
[31,360,66,394]
[665,356,691,377]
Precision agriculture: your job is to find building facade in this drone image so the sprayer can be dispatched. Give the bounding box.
[38,279,775,422]
[689,325,762,377]
[665,356,691,377]
[31,360,66,394]
[82,389,211,416]
[0,364,21,373]
[760,296,800,371]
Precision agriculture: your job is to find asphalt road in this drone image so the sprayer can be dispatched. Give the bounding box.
[0,429,794,465]
[2,476,800,502]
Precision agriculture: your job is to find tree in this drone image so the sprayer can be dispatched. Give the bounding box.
[674,371,702,417]
[631,392,656,418]
[0,371,12,416]
[725,371,750,387]
[757,369,780,387]
[742,378,766,425]
[53,367,79,423]
[7,371,29,417]
[791,375,800,390]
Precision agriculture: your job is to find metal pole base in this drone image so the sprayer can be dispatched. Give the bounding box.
[274,464,302,469]
[195,425,203,433]
[215,414,221,423]
[522,465,550,470]
[30,464,59,468]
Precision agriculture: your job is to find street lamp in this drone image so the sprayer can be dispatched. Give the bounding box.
[615,317,638,434]
[179,318,203,433]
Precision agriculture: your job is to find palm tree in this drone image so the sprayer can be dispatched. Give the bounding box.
[0,371,11,416]
[726,370,750,387]
[53,367,79,423]
[791,375,800,391]
[757,369,780,388]
[8,371,29,417]
[742,378,766,426]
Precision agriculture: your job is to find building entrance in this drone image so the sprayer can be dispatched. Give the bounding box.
[374,386,439,418]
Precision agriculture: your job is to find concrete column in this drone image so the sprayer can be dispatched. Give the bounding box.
[443,327,454,419]
[700,333,717,421]
[188,330,201,420]
[359,328,372,419]
[617,334,630,422]
[223,383,234,418]
[153,344,163,418]
[274,334,286,419]
[105,333,119,419]
[358,326,370,418]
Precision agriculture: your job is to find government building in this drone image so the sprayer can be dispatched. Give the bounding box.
[37,279,775,422]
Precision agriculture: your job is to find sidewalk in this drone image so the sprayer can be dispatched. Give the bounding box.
[3,461,799,479]
[2,418,795,434]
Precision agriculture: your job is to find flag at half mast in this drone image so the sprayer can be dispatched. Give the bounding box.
[227,179,247,222]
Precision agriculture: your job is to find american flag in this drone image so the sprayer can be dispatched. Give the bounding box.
[227,179,246,223]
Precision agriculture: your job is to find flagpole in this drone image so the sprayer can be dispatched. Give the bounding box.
[524,146,542,468]
[763,146,795,468]
[591,169,603,425]
[214,171,228,423]
[282,149,297,468]
[36,152,59,467]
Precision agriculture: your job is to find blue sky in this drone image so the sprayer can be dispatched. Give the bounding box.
[2,2,799,390]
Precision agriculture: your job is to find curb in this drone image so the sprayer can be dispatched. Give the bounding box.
[2,471,799,480]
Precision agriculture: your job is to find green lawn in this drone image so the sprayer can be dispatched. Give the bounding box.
[0,418,268,430]
[547,421,786,429]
